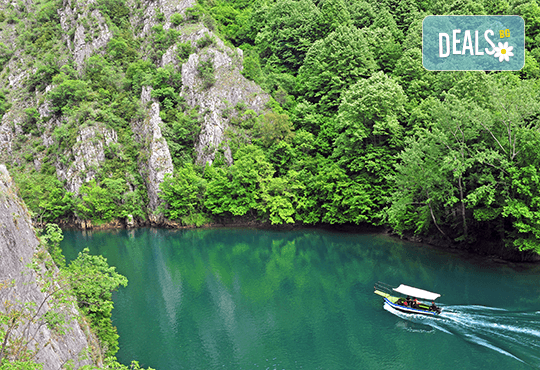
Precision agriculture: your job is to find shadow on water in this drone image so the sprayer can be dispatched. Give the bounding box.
[384,303,540,368]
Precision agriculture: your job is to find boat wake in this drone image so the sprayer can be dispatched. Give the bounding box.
[384,303,540,367]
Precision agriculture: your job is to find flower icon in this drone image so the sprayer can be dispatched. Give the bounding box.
[493,41,514,62]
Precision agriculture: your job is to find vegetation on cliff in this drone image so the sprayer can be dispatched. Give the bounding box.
[0,165,152,369]
[0,0,539,256]
[1,223,151,369]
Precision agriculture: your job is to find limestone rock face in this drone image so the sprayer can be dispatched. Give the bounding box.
[58,0,112,70]
[0,165,97,369]
[130,0,270,166]
[131,0,197,38]
[0,98,31,163]
[179,30,269,165]
[0,0,115,188]
[0,118,13,160]
[55,124,119,194]
[131,86,174,221]
[0,0,272,223]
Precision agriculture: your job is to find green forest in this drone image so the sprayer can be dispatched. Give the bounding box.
[1,0,540,256]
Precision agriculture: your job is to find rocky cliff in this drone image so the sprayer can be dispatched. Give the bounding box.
[133,86,174,222]
[0,164,98,368]
[0,0,270,225]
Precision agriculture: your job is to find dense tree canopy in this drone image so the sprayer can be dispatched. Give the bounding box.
[387,76,540,253]
[297,24,377,114]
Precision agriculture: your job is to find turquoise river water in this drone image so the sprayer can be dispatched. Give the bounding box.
[61,227,540,370]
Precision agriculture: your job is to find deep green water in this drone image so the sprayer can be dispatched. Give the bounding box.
[61,228,540,370]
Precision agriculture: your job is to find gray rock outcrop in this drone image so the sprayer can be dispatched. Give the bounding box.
[58,0,112,70]
[131,0,271,166]
[179,30,269,165]
[55,123,119,195]
[132,86,174,221]
[131,0,197,38]
[0,165,98,369]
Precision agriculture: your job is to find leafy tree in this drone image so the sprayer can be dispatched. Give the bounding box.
[184,4,205,22]
[13,172,73,224]
[267,140,296,176]
[370,6,402,41]
[149,25,180,61]
[177,41,193,62]
[259,176,296,224]
[0,360,42,369]
[521,50,540,80]
[0,42,13,72]
[48,79,91,115]
[158,164,207,223]
[316,162,360,224]
[76,178,134,223]
[287,166,322,224]
[318,0,352,35]
[66,248,128,357]
[292,129,316,159]
[39,223,65,268]
[253,112,294,147]
[76,180,114,222]
[97,0,131,27]
[254,0,322,72]
[347,0,375,29]
[202,166,232,216]
[126,60,156,94]
[171,13,184,26]
[513,0,540,52]
[386,129,452,237]
[503,162,540,253]
[241,48,262,82]
[161,108,201,167]
[334,71,407,171]
[106,37,138,66]
[205,145,274,217]
[360,27,402,73]
[0,90,9,117]
[481,0,510,15]
[197,58,216,89]
[21,108,40,136]
[313,117,339,156]
[292,100,321,133]
[401,16,423,50]
[444,0,486,14]
[297,24,377,114]
[392,48,433,108]
[393,0,422,31]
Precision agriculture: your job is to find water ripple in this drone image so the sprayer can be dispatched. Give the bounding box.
[384,303,540,368]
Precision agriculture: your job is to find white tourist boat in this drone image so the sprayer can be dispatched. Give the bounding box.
[374,282,442,316]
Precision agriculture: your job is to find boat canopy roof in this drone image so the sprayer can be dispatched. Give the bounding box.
[393,284,440,301]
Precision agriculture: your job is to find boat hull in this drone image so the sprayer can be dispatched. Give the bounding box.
[384,297,440,316]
